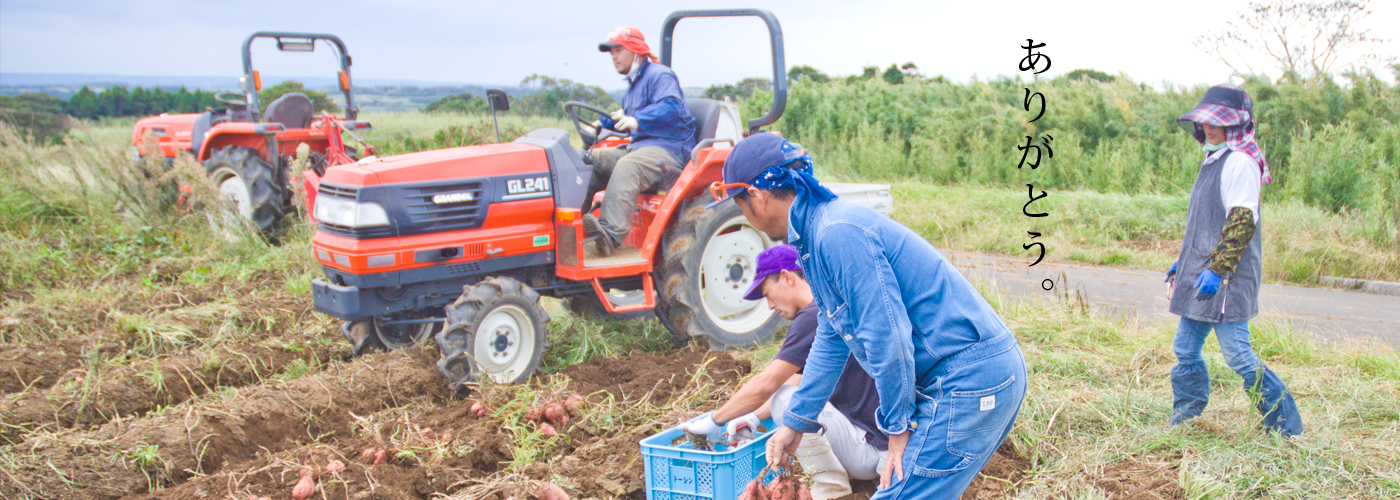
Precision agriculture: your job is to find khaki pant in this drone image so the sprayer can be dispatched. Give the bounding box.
[771,385,888,500]
[585,146,682,241]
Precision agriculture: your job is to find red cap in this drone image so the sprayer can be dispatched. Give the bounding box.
[598,27,658,63]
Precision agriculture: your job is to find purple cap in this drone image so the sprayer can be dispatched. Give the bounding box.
[742,244,802,301]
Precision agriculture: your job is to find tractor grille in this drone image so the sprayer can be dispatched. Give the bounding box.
[318,183,359,199]
[396,180,486,235]
[318,221,394,239]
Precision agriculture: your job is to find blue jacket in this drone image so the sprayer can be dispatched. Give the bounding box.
[603,58,696,163]
[781,196,1014,436]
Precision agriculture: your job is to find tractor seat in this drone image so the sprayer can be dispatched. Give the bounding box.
[686,97,722,143]
[264,93,315,129]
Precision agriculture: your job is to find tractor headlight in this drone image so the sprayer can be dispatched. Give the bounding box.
[314,197,390,227]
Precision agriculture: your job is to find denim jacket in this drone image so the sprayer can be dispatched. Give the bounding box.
[781,196,1013,436]
[605,58,696,163]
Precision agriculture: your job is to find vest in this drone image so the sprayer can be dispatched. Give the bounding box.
[1169,150,1264,323]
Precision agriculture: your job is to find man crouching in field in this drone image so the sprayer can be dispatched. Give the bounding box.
[712,133,1026,500]
[679,244,887,499]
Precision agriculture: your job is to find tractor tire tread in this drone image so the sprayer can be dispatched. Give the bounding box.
[657,195,779,350]
[203,145,287,235]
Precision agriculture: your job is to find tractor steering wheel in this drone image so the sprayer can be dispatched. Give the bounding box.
[214,92,249,108]
[564,101,629,150]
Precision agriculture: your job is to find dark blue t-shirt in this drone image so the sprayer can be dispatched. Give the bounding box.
[775,303,888,450]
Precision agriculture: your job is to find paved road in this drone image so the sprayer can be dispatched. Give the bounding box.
[945,251,1400,348]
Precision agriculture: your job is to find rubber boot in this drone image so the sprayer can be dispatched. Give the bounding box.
[795,432,851,500]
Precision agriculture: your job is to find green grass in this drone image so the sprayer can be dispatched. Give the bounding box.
[3,114,1398,499]
[879,181,1400,284]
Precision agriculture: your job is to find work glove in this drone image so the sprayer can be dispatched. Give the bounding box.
[724,412,761,445]
[610,109,626,121]
[1165,261,1177,284]
[1193,269,1222,301]
[614,115,639,132]
[677,414,724,444]
[581,119,601,137]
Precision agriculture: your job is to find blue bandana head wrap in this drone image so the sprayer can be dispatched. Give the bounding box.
[746,140,838,204]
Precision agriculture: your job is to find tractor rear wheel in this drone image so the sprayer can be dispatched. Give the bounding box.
[203,145,286,234]
[658,194,781,350]
[436,277,550,393]
[343,307,445,356]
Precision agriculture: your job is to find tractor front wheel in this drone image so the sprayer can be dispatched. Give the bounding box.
[658,194,782,350]
[436,277,550,394]
[203,145,286,234]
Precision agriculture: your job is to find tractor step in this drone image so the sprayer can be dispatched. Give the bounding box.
[590,274,655,313]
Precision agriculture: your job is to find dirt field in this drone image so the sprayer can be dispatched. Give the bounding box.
[1,330,1180,500]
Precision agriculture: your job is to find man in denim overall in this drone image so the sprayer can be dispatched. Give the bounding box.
[708,133,1027,499]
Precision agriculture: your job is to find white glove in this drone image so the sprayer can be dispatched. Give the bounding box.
[614,115,638,132]
[725,412,762,444]
[677,414,725,444]
[581,120,601,136]
[610,109,626,121]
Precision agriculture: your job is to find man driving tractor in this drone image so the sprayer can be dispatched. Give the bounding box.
[582,26,697,256]
[678,245,887,500]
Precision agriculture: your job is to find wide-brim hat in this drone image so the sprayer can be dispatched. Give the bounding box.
[1175,84,1253,143]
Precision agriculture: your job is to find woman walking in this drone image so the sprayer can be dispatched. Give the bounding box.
[1166,84,1303,437]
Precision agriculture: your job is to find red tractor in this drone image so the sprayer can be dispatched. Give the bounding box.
[308,9,890,392]
[131,32,373,233]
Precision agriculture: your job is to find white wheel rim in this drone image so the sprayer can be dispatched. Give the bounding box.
[212,167,253,218]
[473,304,535,383]
[698,215,777,333]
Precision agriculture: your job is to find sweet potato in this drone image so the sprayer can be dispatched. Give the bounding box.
[766,475,796,500]
[373,449,388,465]
[325,460,345,473]
[533,480,570,500]
[543,403,568,427]
[563,393,586,416]
[797,483,812,500]
[524,407,543,421]
[360,448,376,462]
[471,401,487,417]
[738,477,766,500]
[539,423,557,436]
[291,474,316,500]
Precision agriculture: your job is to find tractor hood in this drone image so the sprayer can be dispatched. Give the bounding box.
[132,113,201,145]
[326,143,549,186]
[314,142,554,240]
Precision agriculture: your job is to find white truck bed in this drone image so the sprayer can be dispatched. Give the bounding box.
[824,182,894,215]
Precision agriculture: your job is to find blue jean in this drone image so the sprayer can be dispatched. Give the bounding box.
[874,335,1027,500]
[1170,317,1303,436]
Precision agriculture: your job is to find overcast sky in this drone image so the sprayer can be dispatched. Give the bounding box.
[2,0,1397,90]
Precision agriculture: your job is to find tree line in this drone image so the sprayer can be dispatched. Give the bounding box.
[64,85,228,119]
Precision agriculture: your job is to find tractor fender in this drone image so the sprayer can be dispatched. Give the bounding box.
[637,146,733,259]
[196,123,270,162]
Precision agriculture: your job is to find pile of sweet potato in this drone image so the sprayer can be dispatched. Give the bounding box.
[520,393,585,436]
[738,467,812,500]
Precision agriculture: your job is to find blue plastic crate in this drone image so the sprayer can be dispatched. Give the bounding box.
[640,412,780,500]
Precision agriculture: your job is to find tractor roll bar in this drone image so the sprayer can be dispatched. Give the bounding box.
[240,32,356,120]
[660,9,787,133]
